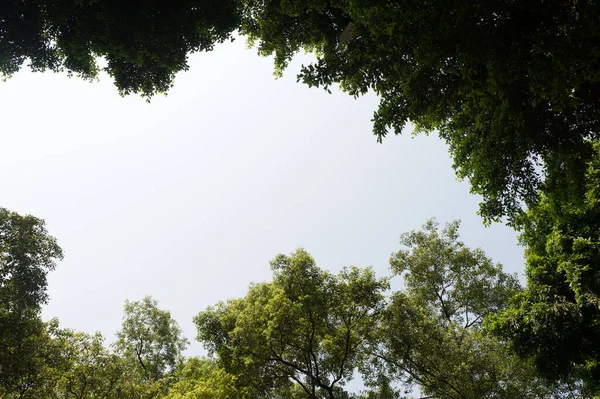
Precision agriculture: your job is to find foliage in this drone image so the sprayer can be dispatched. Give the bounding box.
[162,357,241,399]
[0,0,239,96]
[195,249,389,399]
[3,2,599,221]
[0,319,64,399]
[368,220,574,398]
[390,219,522,326]
[0,208,63,315]
[115,296,189,383]
[0,300,187,399]
[0,208,63,396]
[489,142,600,392]
[237,0,600,222]
[50,326,134,399]
[1,209,591,398]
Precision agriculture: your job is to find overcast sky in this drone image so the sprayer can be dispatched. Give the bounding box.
[1,39,524,354]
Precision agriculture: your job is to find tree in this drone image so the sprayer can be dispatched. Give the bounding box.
[0,317,168,399]
[489,141,600,393]
[0,0,239,96]
[51,326,133,399]
[4,3,599,221]
[0,208,63,396]
[0,208,63,317]
[367,219,576,398]
[114,296,188,384]
[164,357,312,399]
[194,249,389,399]
[161,357,242,399]
[237,0,600,223]
[0,319,66,399]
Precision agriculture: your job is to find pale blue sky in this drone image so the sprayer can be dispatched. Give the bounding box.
[1,39,523,354]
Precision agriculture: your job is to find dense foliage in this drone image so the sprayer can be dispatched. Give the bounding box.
[367,220,574,399]
[0,208,63,396]
[195,249,389,399]
[239,0,600,223]
[115,296,189,383]
[2,1,600,396]
[3,1,599,222]
[0,0,238,96]
[3,211,587,398]
[489,142,600,390]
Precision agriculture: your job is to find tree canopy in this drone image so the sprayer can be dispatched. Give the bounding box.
[0,208,63,314]
[3,1,599,222]
[489,142,600,391]
[195,249,389,399]
[0,212,591,398]
[2,2,600,394]
[46,323,132,399]
[0,0,239,96]
[368,220,571,399]
[0,208,63,397]
[161,357,241,399]
[115,296,189,383]
[237,0,600,222]
[193,232,580,398]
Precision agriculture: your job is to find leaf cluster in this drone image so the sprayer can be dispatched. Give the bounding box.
[489,142,600,391]
[0,0,239,96]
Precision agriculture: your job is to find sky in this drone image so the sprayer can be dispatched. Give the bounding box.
[1,38,524,355]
